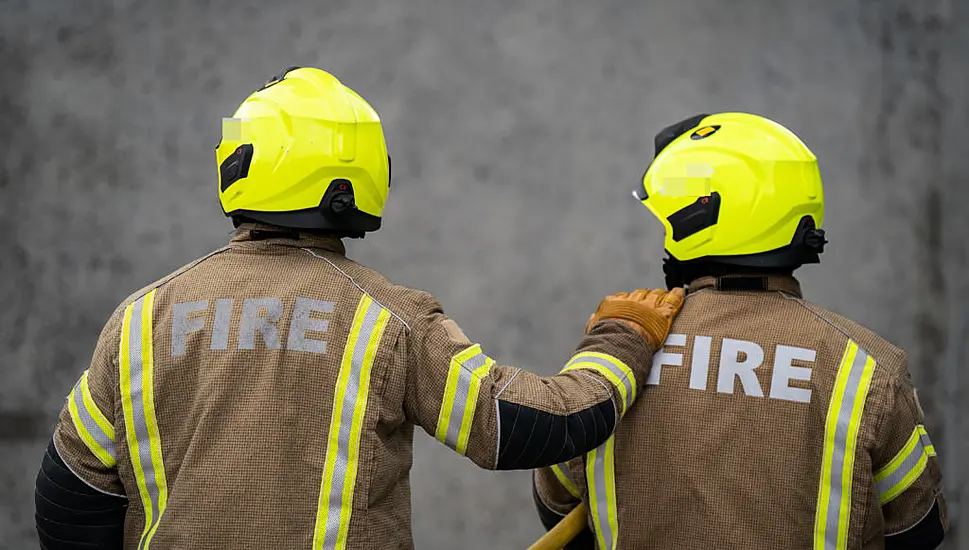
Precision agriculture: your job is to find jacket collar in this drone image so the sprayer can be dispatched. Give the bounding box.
[687,274,803,298]
[228,223,346,255]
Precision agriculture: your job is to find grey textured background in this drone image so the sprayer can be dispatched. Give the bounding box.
[2,1,967,548]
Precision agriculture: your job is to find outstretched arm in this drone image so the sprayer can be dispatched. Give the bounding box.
[403,288,683,470]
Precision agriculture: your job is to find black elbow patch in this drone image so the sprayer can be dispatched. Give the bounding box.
[496,398,615,470]
[885,500,946,550]
[35,439,127,549]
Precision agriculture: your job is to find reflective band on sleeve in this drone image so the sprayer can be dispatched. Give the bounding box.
[434,344,495,456]
[313,294,391,550]
[813,341,877,550]
[67,370,117,468]
[120,289,169,550]
[551,462,580,499]
[586,436,619,550]
[874,424,936,505]
[561,351,636,416]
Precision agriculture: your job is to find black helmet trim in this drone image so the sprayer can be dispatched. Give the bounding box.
[227,208,381,237]
[662,215,827,288]
[224,179,381,238]
[654,113,710,157]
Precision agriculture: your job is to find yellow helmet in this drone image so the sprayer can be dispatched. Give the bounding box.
[634,112,827,285]
[216,66,390,236]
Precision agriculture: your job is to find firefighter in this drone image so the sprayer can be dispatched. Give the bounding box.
[533,113,947,550]
[33,67,685,550]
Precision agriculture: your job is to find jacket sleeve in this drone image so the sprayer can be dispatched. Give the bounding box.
[533,459,594,550]
[871,359,946,550]
[403,292,655,470]
[37,312,128,548]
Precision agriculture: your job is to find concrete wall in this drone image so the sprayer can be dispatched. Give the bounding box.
[1,1,966,547]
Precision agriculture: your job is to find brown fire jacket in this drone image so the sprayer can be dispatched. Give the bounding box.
[535,275,947,550]
[51,226,658,550]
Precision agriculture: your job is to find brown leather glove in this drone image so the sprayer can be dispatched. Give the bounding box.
[586,288,686,350]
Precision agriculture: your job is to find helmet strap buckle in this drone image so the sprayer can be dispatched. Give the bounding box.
[802,228,827,253]
[321,179,358,221]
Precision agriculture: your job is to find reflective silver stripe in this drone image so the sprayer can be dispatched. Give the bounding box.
[564,354,635,415]
[443,352,489,450]
[70,377,116,463]
[874,425,935,504]
[321,300,383,548]
[125,295,166,549]
[587,438,618,550]
[816,343,875,550]
[591,451,612,545]
[876,442,926,497]
[824,348,868,546]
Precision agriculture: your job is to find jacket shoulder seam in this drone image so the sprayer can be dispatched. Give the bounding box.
[782,295,903,367]
[300,247,412,330]
[114,245,233,315]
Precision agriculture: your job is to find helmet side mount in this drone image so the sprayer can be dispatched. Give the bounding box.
[667,192,722,242]
[321,179,358,221]
[220,144,254,192]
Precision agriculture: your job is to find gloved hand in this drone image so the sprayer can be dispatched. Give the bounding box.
[586,288,686,350]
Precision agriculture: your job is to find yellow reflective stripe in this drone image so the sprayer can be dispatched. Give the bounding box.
[813,341,877,550]
[139,290,168,547]
[814,342,853,550]
[314,295,391,550]
[335,305,390,548]
[586,436,619,550]
[551,462,580,499]
[586,447,607,550]
[874,425,934,505]
[879,454,929,505]
[435,344,494,455]
[67,370,117,467]
[120,289,168,550]
[80,371,116,441]
[565,361,629,414]
[455,356,493,455]
[874,428,921,484]
[435,346,477,442]
[315,295,368,550]
[836,350,875,548]
[561,351,636,416]
[119,300,149,531]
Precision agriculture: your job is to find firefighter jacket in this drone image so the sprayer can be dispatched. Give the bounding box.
[50,227,659,550]
[534,275,947,550]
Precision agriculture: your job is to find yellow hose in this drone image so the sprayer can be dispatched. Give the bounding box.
[526,502,588,550]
